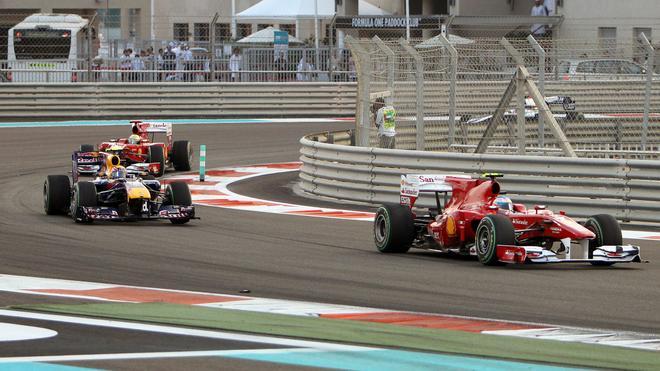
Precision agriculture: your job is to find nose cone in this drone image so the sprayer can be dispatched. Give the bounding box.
[556,216,596,239]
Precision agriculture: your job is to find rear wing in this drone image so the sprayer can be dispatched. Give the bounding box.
[72,151,104,183]
[400,174,470,208]
[131,120,172,135]
[131,120,173,145]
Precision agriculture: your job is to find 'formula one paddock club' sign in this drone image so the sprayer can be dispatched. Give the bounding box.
[335,15,443,29]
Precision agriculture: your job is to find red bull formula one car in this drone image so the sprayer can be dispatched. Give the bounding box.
[78,121,192,177]
[374,173,641,266]
[44,151,196,224]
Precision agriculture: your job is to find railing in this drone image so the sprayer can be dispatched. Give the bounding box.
[0,67,355,84]
[299,131,660,226]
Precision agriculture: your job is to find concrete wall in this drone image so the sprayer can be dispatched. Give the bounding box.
[557,0,660,44]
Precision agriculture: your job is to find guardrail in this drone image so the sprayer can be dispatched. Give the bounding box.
[0,82,357,118]
[1,79,658,121]
[299,131,660,225]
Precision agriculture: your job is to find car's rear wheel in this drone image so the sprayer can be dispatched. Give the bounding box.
[70,182,97,223]
[374,203,415,253]
[165,182,192,224]
[148,146,165,177]
[80,144,95,152]
[476,214,515,266]
[585,214,622,266]
[171,140,192,171]
[44,175,71,215]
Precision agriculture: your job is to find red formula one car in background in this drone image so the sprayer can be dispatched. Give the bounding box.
[374,173,641,266]
[78,121,192,177]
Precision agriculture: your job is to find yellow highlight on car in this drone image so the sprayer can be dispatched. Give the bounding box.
[446,216,457,237]
[127,187,151,200]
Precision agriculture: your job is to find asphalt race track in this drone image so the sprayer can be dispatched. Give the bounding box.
[1,122,659,368]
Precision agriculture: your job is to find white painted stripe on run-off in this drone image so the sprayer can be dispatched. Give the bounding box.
[0,309,371,352]
[484,328,660,351]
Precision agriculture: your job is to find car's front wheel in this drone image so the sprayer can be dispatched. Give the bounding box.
[70,182,97,223]
[475,214,515,266]
[165,182,192,225]
[374,203,415,253]
[585,214,622,266]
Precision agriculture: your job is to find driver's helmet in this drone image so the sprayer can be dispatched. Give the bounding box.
[128,134,141,144]
[109,166,127,180]
[494,196,513,211]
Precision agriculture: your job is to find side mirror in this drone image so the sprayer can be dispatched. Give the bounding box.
[534,205,546,214]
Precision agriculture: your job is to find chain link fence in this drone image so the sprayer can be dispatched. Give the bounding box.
[347,34,660,159]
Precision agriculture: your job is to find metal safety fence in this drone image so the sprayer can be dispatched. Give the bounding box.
[346,35,660,159]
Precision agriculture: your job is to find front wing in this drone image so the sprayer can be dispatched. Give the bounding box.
[494,244,641,264]
[77,205,196,222]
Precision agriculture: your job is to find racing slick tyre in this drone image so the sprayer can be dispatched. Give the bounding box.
[374,203,415,253]
[165,181,192,225]
[171,140,192,171]
[476,215,515,266]
[148,145,166,177]
[79,144,95,152]
[70,181,97,224]
[585,214,622,266]
[44,175,71,215]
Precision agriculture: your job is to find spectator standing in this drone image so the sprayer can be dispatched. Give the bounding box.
[296,55,312,81]
[372,97,396,149]
[348,55,356,82]
[531,0,552,38]
[131,50,145,82]
[119,48,132,82]
[162,44,177,81]
[181,44,193,82]
[229,48,242,82]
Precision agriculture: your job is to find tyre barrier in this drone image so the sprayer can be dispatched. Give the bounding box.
[299,131,660,226]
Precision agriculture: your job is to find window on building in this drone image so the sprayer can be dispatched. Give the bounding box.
[325,24,336,45]
[194,23,209,42]
[128,8,140,38]
[598,27,617,49]
[258,24,271,31]
[237,24,252,39]
[173,23,189,42]
[215,23,231,41]
[280,24,295,37]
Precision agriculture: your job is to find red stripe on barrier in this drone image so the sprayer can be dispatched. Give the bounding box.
[321,312,544,333]
[31,287,247,305]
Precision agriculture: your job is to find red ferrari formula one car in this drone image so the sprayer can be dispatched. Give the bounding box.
[374,173,641,266]
[78,121,192,177]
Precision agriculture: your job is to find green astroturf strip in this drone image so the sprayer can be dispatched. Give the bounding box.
[11,302,660,370]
